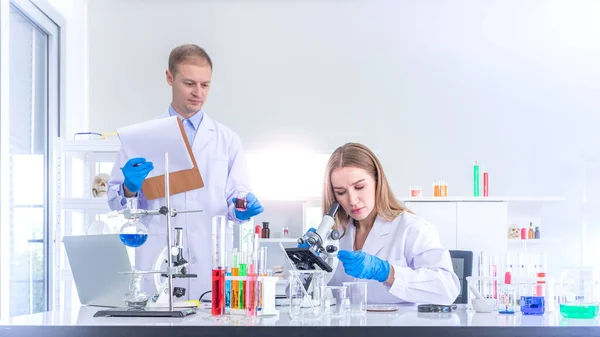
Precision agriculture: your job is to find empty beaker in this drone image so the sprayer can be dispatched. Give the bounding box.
[324,286,347,317]
[289,270,325,319]
[343,281,367,314]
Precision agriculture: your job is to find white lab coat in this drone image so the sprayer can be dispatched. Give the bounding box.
[107,111,250,301]
[328,212,460,305]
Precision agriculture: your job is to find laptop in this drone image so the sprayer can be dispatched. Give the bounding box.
[63,234,132,308]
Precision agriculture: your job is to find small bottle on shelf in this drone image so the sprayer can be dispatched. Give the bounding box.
[261,222,270,239]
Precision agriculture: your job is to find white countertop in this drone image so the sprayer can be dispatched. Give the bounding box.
[1,304,599,328]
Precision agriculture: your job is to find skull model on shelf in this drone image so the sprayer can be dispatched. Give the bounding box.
[92,173,110,197]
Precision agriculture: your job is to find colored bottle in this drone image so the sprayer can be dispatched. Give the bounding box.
[255,224,262,238]
[534,227,540,239]
[473,161,480,197]
[261,222,270,239]
[521,228,527,240]
[528,223,534,239]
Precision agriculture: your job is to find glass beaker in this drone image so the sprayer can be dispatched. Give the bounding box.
[288,270,325,319]
[559,269,600,319]
[324,286,347,317]
[119,197,148,248]
[497,285,517,314]
[124,272,149,309]
[343,281,367,315]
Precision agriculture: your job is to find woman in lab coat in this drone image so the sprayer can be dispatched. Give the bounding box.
[324,143,460,305]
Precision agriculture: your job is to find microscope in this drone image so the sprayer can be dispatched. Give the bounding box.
[148,227,198,307]
[285,202,341,273]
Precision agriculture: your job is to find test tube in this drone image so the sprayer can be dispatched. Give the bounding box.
[246,240,259,316]
[231,249,239,310]
[258,247,267,311]
[211,215,226,315]
[239,252,247,309]
[225,252,232,312]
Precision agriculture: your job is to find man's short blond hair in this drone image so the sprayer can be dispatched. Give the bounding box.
[168,44,213,75]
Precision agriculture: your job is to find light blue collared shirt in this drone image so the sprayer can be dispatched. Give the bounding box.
[168,105,204,145]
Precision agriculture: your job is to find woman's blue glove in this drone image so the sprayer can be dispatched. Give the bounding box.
[337,250,391,282]
[232,192,264,221]
[122,158,154,193]
[297,228,316,248]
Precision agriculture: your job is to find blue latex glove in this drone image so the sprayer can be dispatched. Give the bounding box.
[122,158,154,193]
[337,250,391,282]
[297,228,316,248]
[232,192,264,221]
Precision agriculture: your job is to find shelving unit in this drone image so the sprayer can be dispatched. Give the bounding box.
[53,139,122,311]
[400,196,565,203]
[258,238,297,244]
[60,197,111,210]
[507,239,560,246]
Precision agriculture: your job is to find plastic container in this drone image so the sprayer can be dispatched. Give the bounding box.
[559,269,600,319]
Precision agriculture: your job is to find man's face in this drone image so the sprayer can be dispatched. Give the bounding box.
[166,61,212,116]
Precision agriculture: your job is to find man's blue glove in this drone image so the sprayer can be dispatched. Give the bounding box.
[337,250,391,282]
[297,228,316,248]
[232,192,264,221]
[122,158,154,193]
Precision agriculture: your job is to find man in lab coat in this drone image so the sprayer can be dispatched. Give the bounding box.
[107,44,263,302]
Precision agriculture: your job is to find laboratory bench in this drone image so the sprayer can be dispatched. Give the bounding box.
[0,304,599,337]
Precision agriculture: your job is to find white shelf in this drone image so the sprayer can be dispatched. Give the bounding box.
[507,239,560,245]
[59,139,121,152]
[60,197,111,210]
[258,238,297,244]
[402,197,565,203]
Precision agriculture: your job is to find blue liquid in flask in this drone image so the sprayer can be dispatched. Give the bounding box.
[120,234,148,247]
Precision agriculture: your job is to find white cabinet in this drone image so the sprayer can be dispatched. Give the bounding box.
[404,201,508,258]
[456,202,508,257]
[405,201,457,250]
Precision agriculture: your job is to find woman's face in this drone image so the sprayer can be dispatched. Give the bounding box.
[330,166,376,221]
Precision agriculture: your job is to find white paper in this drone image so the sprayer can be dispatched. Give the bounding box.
[117,116,193,178]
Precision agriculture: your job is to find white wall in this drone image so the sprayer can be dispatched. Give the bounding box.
[47,0,88,137]
[86,0,600,273]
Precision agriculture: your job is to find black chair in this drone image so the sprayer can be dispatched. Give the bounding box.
[449,250,473,304]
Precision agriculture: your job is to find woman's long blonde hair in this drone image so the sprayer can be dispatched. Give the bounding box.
[322,143,410,234]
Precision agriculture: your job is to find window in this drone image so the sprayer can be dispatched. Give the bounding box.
[0,0,62,318]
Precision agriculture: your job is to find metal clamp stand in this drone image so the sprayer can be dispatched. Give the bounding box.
[95,152,203,318]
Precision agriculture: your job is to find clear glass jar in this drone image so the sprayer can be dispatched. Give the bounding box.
[119,197,148,248]
[288,270,325,319]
